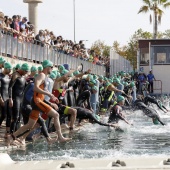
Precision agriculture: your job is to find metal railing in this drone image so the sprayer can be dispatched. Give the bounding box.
[153,80,162,94]
[0,30,106,76]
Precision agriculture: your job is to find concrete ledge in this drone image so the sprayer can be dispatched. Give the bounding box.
[1,153,170,170]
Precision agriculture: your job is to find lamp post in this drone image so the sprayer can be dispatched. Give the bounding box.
[73,0,76,43]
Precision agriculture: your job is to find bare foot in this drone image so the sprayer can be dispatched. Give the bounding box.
[6,135,14,147]
[47,136,58,145]
[58,137,72,143]
[4,133,10,139]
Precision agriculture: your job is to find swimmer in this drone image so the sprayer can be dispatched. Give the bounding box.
[134,100,165,125]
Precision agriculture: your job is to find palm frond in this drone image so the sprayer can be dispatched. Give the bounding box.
[142,0,151,7]
[163,2,170,8]
[138,6,149,13]
[158,15,162,24]
[157,8,164,15]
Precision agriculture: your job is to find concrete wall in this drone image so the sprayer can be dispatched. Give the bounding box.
[152,65,170,94]
[140,66,150,74]
[3,57,41,68]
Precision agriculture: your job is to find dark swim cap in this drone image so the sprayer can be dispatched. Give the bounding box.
[153,118,159,125]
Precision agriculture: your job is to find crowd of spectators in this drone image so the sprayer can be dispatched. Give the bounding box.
[0,11,110,67]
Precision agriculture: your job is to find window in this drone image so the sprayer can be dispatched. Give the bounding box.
[153,46,170,64]
[140,48,149,65]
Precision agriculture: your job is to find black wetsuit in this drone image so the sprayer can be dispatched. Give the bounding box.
[9,72,26,133]
[79,79,90,94]
[76,90,92,109]
[73,107,110,126]
[0,73,11,129]
[134,100,165,125]
[108,104,125,124]
[144,95,167,113]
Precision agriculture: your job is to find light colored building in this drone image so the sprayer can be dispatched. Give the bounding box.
[138,39,170,94]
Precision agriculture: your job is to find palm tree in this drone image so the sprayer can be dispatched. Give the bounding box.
[138,0,170,39]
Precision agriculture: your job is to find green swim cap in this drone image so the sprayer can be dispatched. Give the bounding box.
[117,95,125,102]
[90,79,96,85]
[52,70,58,76]
[58,65,65,71]
[52,70,61,78]
[113,78,120,84]
[124,82,129,87]
[49,72,56,79]
[21,63,30,71]
[88,74,93,80]
[42,60,53,68]
[0,57,5,64]
[34,73,39,78]
[4,62,12,69]
[93,75,98,80]
[98,75,104,80]
[31,66,37,72]
[56,72,61,78]
[94,114,100,121]
[38,66,43,71]
[153,118,159,125]
[92,85,98,91]
[61,69,69,76]
[73,70,80,76]
[130,81,135,87]
[15,63,21,69]
[104,77,108,81]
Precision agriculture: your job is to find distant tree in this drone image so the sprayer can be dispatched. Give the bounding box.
[163,29,170,38]
[90,40,111,57]
[113,29,153,69]
[138,0,170,39]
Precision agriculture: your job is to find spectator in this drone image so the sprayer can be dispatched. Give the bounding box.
[19,17,27,33]
[138,72,146,94]
[147,70,156,93]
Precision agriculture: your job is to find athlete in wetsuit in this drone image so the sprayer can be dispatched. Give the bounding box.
[144,95,168,113]
[0,62,12,137]
[134,100,165,125]
[8,60,71,146]
[8,63,29,133]
[108,95,132,125]
[100,79,124,114]
[73,107,116,127]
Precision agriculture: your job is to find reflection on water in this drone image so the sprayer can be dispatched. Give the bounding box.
[6,108,170,161]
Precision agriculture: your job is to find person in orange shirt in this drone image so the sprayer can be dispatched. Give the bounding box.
[8,60,71,146]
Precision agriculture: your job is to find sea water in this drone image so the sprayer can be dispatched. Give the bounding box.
[7,102,170,161]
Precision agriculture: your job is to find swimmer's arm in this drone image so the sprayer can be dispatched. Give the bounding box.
[108,84,124,94]
[34,73,52,97]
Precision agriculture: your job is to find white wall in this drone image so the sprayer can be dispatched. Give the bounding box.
[152,65,170,94]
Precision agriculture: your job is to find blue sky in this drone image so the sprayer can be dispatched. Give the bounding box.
[1,0,170,47]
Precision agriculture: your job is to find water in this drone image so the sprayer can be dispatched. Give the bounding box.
[6,104,170,161]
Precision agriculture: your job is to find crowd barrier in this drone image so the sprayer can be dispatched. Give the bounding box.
[0,30,106,76]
